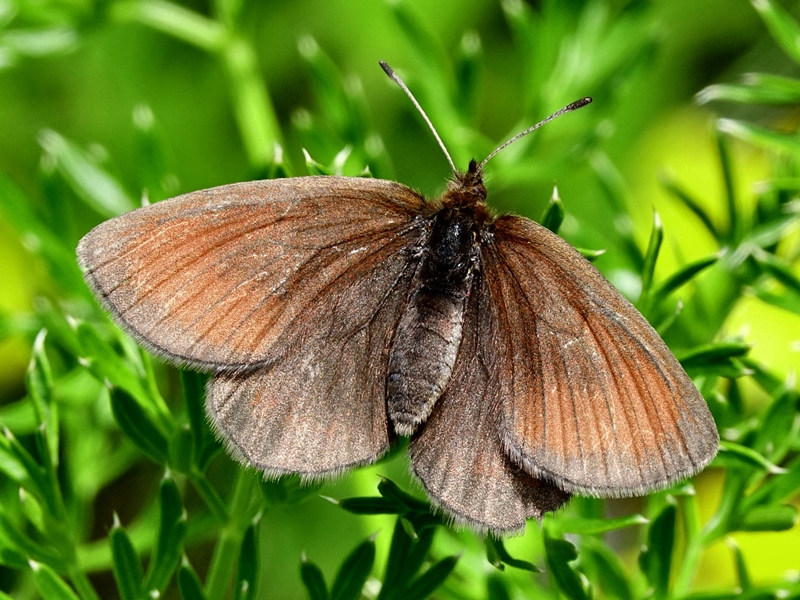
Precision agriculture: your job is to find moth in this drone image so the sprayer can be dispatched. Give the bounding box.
[77,62,718,532]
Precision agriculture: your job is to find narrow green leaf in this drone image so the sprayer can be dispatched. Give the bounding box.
[110,388,169,464]
[752,0,800,64]
[76,322,151,407]
[0,427,36,488]
[734,210,800,264]
[177,560,208,600]
[557,513,648,535]
[581,539,634,600]
[233,522,259,600]
[677,341,751,369]
[144,475,187,594]
[725,375,746,417]
[577,247,606,262]
[716,131,737,241]
[187,471,229,524]
[486,537,540,572]
[402,555,458,600]
[718,441,786,474]
[0,547,28,570]
[752,390,799,462]
[0,512,65,568]
[379,521,436,600]
[38,129,136,218]
[651,254,719,302]
[754,250,800,294]
[1,26,78,60]
[485,533,503,570]
[719,118,800,155]
[0,428,54,514]
[300,555,328,600]
[752,285,800,317]
[397,525,435,583]
[330,537,375,600]
[660,172,720,240]
[752,176,800,193]
[736,504,798,532]
[697,72,800,105]
[639,210,663,310]
[29,561,81,600]
[740,357,791,397]
[378,519,415,600]
[110,517,144,600]
[260,475,323,507]
[694,358,750,379]
[336,496,403,515]
[34,299,83,359]
[110,0,226,52]
[676,342,753,379]
[27,331,59,470]
[169,425,194,474]
[639,502,676,599]
[651,296,683,335]
[543,534,588,600]
[682,351,752,379]
[303,148,333,176]
[181,370,217,470]
[19,489,47,537]
[266,142,292,179]
[745,455,800,508]
[726,539,751,592]
[377,477,430,513]
[398,517,419,542]
[540,185,565,234]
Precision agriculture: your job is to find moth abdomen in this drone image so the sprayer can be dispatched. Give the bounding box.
[387,282,471,436]
[387,209,480,437]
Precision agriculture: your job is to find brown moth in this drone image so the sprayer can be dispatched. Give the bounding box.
[77,62,718,533]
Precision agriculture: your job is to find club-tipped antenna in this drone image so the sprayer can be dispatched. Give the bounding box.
[380,60,457,174]
[477,97,593,171]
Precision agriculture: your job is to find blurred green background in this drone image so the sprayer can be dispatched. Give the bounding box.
[1,0,800,598]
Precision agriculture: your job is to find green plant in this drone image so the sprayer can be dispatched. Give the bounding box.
[1,0,798,599]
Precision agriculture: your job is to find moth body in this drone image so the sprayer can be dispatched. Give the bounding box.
[387,205,482,435]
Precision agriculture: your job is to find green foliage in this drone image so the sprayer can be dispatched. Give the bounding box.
[1,0,799,599]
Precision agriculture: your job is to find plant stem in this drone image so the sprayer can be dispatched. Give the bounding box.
[222,36,281,170]
[673,535,704,600]
[673,492,702,600]
[190,469,230,523]
[205,469,258,598]
[68,564,101,600]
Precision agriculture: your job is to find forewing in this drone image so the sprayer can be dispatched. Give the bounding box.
[486,216,718,497]
[77,176,426,369]
[410,272,570,533]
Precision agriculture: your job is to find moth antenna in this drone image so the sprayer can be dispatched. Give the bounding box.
[380,60,457,174]
[478,97,592,171]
